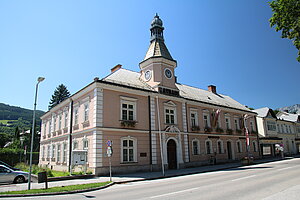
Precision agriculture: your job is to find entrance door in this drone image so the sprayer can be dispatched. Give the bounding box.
[227,141,232,160]
[167,139,177,169]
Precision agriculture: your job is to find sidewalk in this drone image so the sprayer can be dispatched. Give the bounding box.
[0,156,292,193]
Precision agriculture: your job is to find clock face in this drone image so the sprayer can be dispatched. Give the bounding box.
[164,68,173,79]
[145,70,152,81]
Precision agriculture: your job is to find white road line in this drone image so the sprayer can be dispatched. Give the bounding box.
[231,175,256,182]
[277,166,294,171]
[149,187,200,199]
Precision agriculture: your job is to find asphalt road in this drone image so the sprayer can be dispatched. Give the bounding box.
[6,158,300,200]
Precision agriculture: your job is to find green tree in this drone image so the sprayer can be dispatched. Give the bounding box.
[269,0,300,62]
[0,132,11,148]
[48,84,71,110]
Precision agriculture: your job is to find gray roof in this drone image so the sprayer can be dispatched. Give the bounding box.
[253,107,270,118]
[277,112,300,122]
[103,68,251,112]
[144,40,173,61]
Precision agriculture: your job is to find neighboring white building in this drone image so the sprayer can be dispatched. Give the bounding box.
[277,111,300,154]
[254,107,299,156]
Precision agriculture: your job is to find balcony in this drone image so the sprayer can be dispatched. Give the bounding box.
[63,127,68,133]
[82,120,90,128]
[73,124,79,131]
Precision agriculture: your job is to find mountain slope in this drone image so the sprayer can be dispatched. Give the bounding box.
[277,104,300,114]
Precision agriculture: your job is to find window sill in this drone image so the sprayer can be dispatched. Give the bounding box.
[120,162,138,165]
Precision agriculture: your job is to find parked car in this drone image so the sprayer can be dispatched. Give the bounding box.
[0,165,28,184]
[0,161,19,171]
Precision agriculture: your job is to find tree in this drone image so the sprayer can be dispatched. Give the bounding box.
[269,0,300,62]
[48,84,71,110]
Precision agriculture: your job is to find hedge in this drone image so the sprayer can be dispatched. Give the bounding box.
[0,148,39,166]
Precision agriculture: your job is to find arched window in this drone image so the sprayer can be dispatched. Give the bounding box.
[121,137,137,163]
[205,140,212,154]
[237,140,242,153]
[192,139,200,155]
[217,140,223,154]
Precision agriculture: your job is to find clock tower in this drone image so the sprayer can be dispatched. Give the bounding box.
[140,14,179,96]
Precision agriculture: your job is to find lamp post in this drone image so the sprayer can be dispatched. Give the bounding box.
[28,77,45,190]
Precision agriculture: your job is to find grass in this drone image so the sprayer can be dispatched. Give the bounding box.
[51,170,70,177]
[0,181,111,195]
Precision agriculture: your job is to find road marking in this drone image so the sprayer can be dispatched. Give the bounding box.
[231,175,256,182]
[149,187,200,199]
[277,166,294,171]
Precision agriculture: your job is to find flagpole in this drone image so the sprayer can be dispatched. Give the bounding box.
[243,115,250,163]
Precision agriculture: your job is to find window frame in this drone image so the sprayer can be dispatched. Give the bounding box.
[192,139,200,155]
[165,106,177,124]
[57,144,61,162]
[225,114,231,130]
[84,103,89,122]
[121,136,137,163]
[236,140,242,153]
[205,139,212,154]
[203,110,211,128]
[120,98,137,121]
[190,109,199,127]
[217,140,224,154]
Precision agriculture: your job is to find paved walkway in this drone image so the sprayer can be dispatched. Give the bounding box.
[0,156,290,193]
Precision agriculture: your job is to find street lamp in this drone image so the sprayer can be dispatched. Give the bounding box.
[28,77,45,190]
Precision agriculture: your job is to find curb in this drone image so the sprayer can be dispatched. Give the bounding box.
[0,182,115,198]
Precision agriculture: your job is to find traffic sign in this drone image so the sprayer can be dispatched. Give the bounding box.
[107,146,113,157]
[106,140,112,147]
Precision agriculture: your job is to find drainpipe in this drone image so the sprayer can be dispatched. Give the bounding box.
[148,96,152,170]
[68,100,73,173]
[185,102,190,162]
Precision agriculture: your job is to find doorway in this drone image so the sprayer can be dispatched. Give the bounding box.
[227,141,233,160]
[167,139,177,169]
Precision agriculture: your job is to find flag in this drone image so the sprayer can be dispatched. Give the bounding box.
[211,109,221,128]
[245,127,249,146]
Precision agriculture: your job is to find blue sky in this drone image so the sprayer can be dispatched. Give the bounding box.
[0,0,299,112]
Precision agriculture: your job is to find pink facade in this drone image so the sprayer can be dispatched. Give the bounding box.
[39,15,260,175]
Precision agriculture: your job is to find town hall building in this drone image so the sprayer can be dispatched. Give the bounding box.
[39,15,259,175]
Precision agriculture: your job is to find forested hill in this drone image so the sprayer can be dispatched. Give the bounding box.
[0,103,45,123]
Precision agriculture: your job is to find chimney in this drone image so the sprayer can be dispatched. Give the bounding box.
[208,85,217,94]
[94,77,99,81]
[111,64,122,73]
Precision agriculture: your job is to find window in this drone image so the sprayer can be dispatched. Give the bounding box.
[225,115,231,129]
[64,112,68,128]
[250,121,254,132]
[73,141,78,150]
[121,101,136,121]
[289,126,292,133]
[281,124,284,133]
[57,144,61,162]
[53,117,56,132]
[277,124,280,133]
[83,139,88,150]
[267,121,276,131]
[47,145,50,158]
[237,141,242,153]
[192,139,200,155]
[74,108,79,125]
[42,146,45,158]
[43,123,46,137]
[63,143,67,163]
[203,112,210,128]
[217,140,223,154]
[48,121,52,135]
[52,144,55,158]
[58,115,62,130]
[234,118,240,130]
[253,141,258,152]
[121,137,137,162]
[84,103,89,122]
[190,110,198,127]
[165,108,176,124]
[205,140,212,154]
